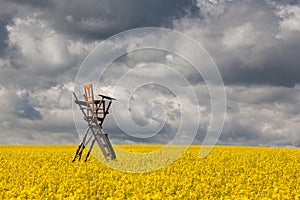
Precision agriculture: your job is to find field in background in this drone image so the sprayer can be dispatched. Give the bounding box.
[0,145,300,199]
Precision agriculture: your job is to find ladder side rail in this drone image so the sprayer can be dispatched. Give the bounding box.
[91,120,116,160]
[89,127,109,161]
[90,104,116,160]
[103,134,116,160]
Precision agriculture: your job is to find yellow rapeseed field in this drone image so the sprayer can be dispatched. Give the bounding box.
[0,145,300,199]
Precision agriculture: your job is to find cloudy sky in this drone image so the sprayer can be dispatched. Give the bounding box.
[0,0,299,147]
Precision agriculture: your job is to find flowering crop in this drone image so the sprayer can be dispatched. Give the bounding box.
[0,145,300,199]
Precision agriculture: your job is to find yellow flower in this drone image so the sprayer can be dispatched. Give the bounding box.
[0,145,299,199]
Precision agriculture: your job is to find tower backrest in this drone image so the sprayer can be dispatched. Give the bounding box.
[84,84,95,116]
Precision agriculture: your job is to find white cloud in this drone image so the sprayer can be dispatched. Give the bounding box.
[6,12,96,75]
[77,17,120,32]
[276,4,300,39]
[222,23,259,50]
[196,0,232,18]
[7,13,67,71]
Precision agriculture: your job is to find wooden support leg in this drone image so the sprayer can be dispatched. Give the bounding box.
[72,126,90,162]
[85,138,96,162]
[72,142,83,162]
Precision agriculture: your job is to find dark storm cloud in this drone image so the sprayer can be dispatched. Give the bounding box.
[2,0,197,40]
[0,18,9,56]
[56,0,197,39]
[4,0,55,8]
[16,98,42,120]
[221,35,300,87]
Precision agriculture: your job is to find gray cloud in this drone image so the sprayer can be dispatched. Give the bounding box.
[221,84,300,147]
[0,0,299,147]
[174,0,300,87]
